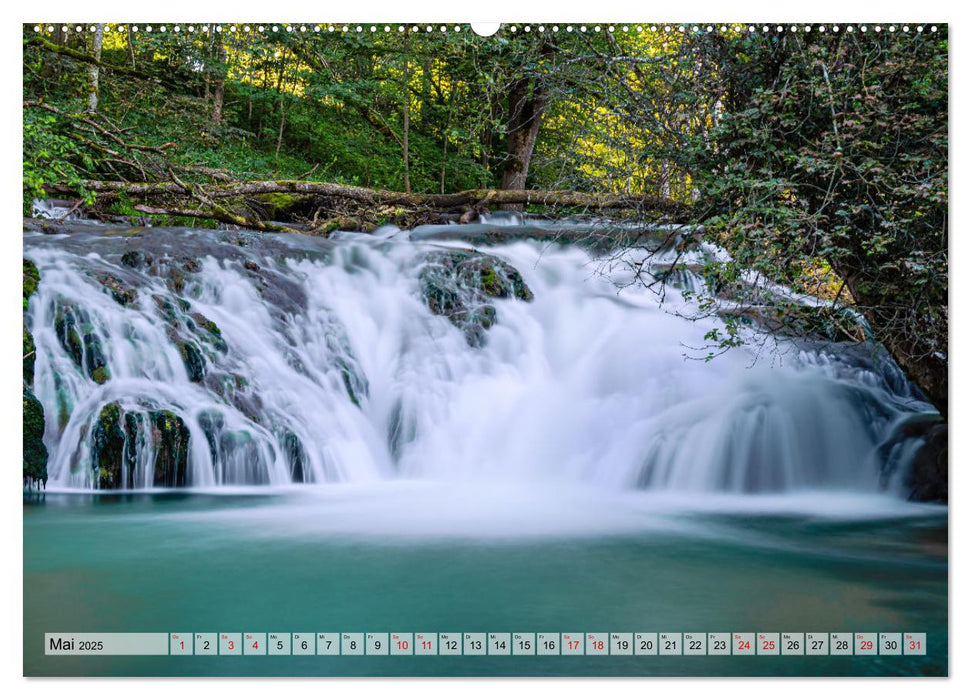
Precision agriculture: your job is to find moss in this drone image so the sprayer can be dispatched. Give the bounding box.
[54,303,108,378]
[121,250,153,269]
[167,267,186,293]
[175,338,206,382]
[179,256,202,273]
[196,314,225,338]
[23,323,35,386]
[91,366,111,385]
[479,267,501,296]
[23,388,48,488]
[91,402,126,489]
[23,259,40,303]
[90,404,190,488]
[418,250,534,346]
[255,192,301,213]
[148,410,190,487]
[95,272,138,306]
[23,261,40,386]
[108,193,140,218]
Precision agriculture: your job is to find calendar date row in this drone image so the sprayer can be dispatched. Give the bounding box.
[46,632,926,657]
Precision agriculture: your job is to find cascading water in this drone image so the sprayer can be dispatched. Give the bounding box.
[23,221,934,496]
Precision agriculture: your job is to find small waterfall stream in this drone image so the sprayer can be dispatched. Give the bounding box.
[23,221,932,494]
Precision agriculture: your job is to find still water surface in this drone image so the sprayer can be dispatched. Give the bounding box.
[24,485,947,676]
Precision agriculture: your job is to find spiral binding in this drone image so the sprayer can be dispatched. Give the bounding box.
[29,24,940,37]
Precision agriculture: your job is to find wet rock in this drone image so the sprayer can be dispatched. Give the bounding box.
[23,322,35,385]
[179,256,202,273]
[151,256,202,294]
[242,264,307,315]
[877,413,948,504]
[53,302,109,383]
[279,429,307,483]
[188,312,228,354]
[152,295,227,365]
[91,402,128,489]
[149,410,190,487]
[197,412,267,484]
[23,388,48,488]
[23,259,40,302]
[908,422,948,503]
[419,249,533,346]
[23,259,39,385]
[95,271,138,306]
[203,373,261,422]
[90,402,190,488]
[152,294,189,324]
[120,250,153,269]
[174,336,206,382]
[338,357,367,407]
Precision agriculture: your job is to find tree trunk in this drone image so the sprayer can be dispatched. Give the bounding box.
[211,42,227,127]
[401,37,411,194]
[499,77,548,194]
[87,24,104,113]
[56,178,689,216]
[274,59,288,163]
[275,95,286,162]
[127,25,136,68]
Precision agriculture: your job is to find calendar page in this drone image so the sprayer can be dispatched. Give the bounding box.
[21,16,948,679]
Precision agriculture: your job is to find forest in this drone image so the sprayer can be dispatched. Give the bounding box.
[22,23,948,417]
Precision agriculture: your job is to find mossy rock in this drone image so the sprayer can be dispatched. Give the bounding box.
[179,256,203,273]
[91,402,190,488]
[23,322,35,386]
[172,334,206,382]
[91,402,128,489]
[152,256,202,294]
[95,272,138,307]
[167,267,186,294]
[279,429,307,483]
[53,302,110,383]
[149,410,190,487]
[418,250,533,346]
[189,312,228,354]
[152,296,227,360]
[23,259,40,386]
[23,259,40,305]
[121,250,153,269]
[152,295,181,325]
[23,387,48,488]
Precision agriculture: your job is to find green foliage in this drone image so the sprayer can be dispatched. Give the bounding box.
[685,31,948,411]
[23,108,93,211]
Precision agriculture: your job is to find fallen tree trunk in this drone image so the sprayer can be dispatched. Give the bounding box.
[57,179,688,212]
[51,178,690,225]
[131,205,298,233]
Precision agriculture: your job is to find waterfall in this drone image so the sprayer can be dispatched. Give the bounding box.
[23,223,932,494]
